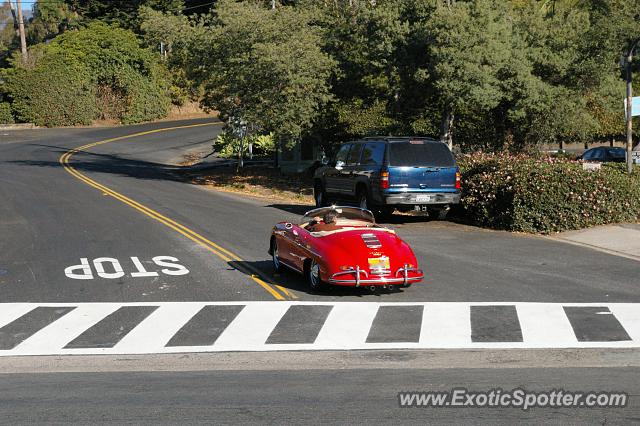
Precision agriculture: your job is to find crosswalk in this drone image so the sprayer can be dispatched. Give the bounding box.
[0,302,639,356]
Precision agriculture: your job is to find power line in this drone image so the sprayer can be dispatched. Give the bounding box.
[182,1,215,12]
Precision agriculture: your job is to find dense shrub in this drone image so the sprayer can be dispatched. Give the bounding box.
[0,102,14,124]
[2,22,170,126]
[458,153,640,233]
[5,56,96,126]
[120,76,170,124]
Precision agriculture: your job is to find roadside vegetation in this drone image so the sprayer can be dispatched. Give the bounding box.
[1,0,638,147]
[0,0,638,232]
[458,154,640,233]
[3,22,170,126]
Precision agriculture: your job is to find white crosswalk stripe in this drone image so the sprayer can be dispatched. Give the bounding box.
[0,302,639,356]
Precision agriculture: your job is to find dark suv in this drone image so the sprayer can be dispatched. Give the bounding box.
[313,137,461,218]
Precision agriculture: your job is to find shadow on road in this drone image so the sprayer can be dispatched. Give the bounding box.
[229,259,409,298]
[12,144,454,227]
[265,202,460,226]
[265,204,312,216]
[7,143,214,184]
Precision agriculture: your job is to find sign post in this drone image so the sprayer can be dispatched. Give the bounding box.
[625,41,640,174]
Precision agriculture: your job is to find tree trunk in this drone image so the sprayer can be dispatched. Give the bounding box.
[236,138,244,173]
[441,107,454,151]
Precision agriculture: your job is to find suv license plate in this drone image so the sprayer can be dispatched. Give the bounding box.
[415,195,432,202]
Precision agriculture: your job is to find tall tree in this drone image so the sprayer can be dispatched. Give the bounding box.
[421,0,513,149]
[0,1,18,62]
[64,0,184,29]
[193,0,336,149]
[27,0,78,44]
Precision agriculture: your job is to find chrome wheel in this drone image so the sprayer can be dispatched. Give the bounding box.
[272,239,283,272]
[308,259,324,291]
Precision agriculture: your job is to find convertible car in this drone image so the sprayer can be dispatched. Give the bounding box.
[268,206,424,291]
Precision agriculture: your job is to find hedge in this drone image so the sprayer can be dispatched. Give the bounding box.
[457,153,640,234]
[5,56,97,126]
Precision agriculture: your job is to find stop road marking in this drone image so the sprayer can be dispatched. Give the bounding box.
[64,256,189,280]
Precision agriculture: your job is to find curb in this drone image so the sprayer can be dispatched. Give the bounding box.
[0,123,37,130]
[547,235,640,262]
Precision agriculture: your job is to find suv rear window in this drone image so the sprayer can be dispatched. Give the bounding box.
[388,141,455,167]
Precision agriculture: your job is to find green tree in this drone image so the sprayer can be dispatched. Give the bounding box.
[420,0,514,149]
[314,0,408,140]
[139,6,205,105]
[63,0,184,29]
[27,0,79,44]
[0,1,17,64]
[194,0,336,154]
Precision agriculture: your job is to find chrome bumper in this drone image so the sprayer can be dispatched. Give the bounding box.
[328,264,423,286]
[384,192,460,205]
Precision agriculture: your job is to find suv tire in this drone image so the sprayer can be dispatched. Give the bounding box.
[357,187,370,211]
[428,206,449,220]
[374,207,394,222]
[314,182,328,207]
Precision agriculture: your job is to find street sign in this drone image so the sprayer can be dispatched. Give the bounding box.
[624,96,640,118]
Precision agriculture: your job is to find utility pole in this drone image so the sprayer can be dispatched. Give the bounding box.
[8,1,19,37]
[15,0,28,61]
[625,40,639,174]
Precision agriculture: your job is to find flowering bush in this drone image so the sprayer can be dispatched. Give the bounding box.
[457,153,640,233]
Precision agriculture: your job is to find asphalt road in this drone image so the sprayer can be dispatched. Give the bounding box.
[1,367,637,425]
[1,119,638,303]
[1,120,638,424]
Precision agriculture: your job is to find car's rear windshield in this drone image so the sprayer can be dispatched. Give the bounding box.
[607,148,626,159]
[388,140,455,167]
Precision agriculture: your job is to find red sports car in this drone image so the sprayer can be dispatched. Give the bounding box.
[269,206,424,291]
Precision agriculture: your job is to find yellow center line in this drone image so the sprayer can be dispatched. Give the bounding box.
[58,122,295,301]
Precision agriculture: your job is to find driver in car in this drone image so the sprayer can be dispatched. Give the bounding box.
[309,211,341,232]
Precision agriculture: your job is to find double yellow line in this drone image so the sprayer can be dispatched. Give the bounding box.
[59,122,296,301]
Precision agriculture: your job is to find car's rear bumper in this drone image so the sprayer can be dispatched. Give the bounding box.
[329,276,423,286]
[327,265,423,287]
[384,192,460,205]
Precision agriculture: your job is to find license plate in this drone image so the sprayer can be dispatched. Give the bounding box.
[368,256,390,270]
[415,195,432,202]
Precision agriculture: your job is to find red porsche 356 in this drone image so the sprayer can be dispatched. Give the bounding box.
[269,206,424,291]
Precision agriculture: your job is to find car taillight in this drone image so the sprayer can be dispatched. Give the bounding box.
[455,171,461,190]
[380,171,389,189]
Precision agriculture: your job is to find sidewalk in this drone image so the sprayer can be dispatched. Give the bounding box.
[551,224,640,261]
